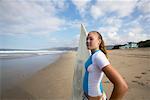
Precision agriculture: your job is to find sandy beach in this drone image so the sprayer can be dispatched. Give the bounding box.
[103,48,150,100]
[1,48,150,100]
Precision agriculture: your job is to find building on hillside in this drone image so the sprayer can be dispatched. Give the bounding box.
[119,42,138,49]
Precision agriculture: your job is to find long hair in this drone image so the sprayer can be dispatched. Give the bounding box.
[91,31,108,58]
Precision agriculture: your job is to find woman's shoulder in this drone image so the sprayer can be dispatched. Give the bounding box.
[92,50,110,68]
[92,50,106,60]
[93,50,105,57]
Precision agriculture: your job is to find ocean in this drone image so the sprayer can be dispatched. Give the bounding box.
[0,50,66,91]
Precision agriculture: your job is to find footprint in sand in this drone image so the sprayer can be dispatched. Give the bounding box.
[145,81,149,84]
[141,72,147,75]
[123,77,126,79]
[147,79,150,81]
[137,82,145,86]
[132,80,138,83]
[132,80,145,86]
[134,76,142,79]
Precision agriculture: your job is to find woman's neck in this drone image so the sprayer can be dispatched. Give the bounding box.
[91,48,99,55]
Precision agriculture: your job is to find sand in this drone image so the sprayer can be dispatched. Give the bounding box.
[1,48,150,100]
[103,48,150,100]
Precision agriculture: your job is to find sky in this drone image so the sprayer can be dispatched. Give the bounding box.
[0,0,150,49]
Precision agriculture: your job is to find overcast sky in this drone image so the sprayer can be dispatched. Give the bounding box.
[0,0,150,49]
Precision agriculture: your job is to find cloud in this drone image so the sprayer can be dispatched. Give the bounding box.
[106,32,122,45]
[71,0,92,17]
[107,32,120,40]
[99,27,122,45]
[98,17,150,45]
[125,25,150,42]
[137,0,150,14]
[0,0,66,35]
[130,25,143,34]
[50,0,69,12]
[99,26,118,34]
[107,25,149,45]
[90,5,103,20]
[90,0,138,19]
[71,34,80,47]
[106,17,122,28]
[125,32,149,43]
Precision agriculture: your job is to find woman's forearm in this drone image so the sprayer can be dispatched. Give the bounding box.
[102,65,128,100]
[109,83,128,100]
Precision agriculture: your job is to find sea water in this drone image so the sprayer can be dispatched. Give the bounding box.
[0,51,66,91]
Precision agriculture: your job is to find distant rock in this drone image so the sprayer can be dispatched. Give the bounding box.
[47,47,78,51]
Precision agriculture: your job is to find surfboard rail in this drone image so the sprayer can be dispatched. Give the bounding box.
[72,24,90,100]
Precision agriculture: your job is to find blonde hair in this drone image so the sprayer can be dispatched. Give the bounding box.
[90,31,108,58]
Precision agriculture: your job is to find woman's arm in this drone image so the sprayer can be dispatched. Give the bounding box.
[102,64,128,100]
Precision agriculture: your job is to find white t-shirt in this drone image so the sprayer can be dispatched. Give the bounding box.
[87,50,110,96]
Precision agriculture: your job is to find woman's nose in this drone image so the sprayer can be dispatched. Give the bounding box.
[87,39,90,43]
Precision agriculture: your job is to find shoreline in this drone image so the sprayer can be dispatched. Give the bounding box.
[2,51,76,100]
[1,52,62,91]
[0,50,66,59]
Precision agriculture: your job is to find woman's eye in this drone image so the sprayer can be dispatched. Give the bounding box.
[90,38,93,41]
[86,37,93,41]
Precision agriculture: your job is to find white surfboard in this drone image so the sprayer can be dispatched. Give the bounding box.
[72,24,90,100]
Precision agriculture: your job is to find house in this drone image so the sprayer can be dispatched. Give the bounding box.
[119,42,138,49]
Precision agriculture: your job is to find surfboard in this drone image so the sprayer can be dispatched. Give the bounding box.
[72,24,90,100]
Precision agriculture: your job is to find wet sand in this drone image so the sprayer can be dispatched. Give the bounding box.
[2,52,76,100]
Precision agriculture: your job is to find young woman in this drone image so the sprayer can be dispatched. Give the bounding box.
[83,31,128,100]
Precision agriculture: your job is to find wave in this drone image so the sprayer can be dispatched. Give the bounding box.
[0,50,66,58]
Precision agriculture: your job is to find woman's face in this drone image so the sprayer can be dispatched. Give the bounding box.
[86,32,101,50]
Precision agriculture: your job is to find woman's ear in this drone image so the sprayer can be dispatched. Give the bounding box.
[98,39,101,45]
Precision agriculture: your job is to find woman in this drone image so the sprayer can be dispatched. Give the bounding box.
[83,31,128,100]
